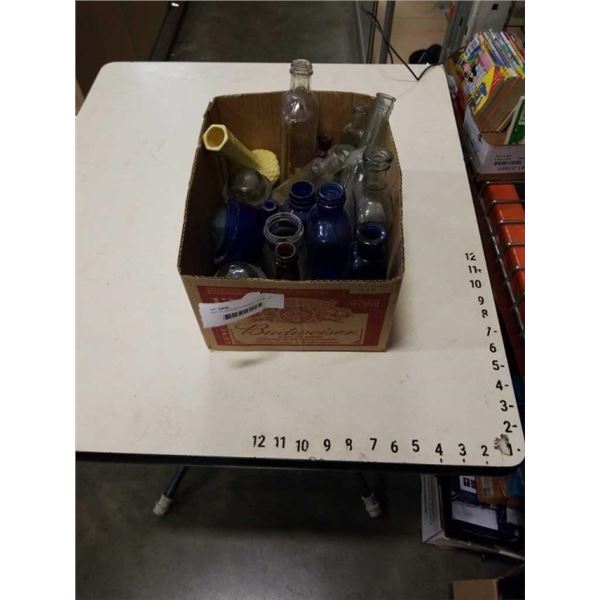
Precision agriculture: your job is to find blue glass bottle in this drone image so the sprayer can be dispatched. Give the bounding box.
[259,197,279,225]
[349,222,388,280]
[282,180,315,227]
[306,182,352,280]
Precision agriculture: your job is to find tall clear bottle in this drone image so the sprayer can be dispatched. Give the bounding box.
[342,103,368,147]
[280,59,319,181]
[355,147,394,230]
[342,93,396,225]
[340,93,396,189]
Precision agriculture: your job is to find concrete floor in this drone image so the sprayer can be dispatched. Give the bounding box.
[170,1,367,63]
[77,463,518,599]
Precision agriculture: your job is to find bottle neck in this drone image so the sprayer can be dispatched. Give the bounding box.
[317,202,344,216]
[353,111,367,130]
[290,73,311,92]
[357,223,387,258]
[364,169,388,190]
[361,94,395,148]
[276,249,298,266]
[316,182,346,215]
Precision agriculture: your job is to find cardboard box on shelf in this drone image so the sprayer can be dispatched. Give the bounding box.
[445,54,525,181]
[462,108,525,181]
[178,91,404,351]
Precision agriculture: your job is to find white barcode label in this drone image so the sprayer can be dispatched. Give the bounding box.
[198,292,284,328]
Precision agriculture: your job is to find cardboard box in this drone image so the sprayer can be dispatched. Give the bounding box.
[178,91,404,351]
[453,566,525,600]
[453,579,499,600]
[421,475,524,560]
[462,108,525,181]
[445,55,525,181]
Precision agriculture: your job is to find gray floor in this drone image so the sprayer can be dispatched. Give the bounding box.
[77,463,518,599]
[170,1,368,63]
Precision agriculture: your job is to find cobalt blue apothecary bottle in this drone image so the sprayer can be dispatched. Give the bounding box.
[283,180,315,227]
[306,181,353,280]
[349,222,388,280]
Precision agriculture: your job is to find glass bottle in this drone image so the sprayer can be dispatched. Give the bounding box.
[274,242,301,280]
[280,59,319,181]
[339,92,396,189]
[362,93,396,148]
[271,144,352,203]
[306,182,353,280]
[215,262,266,279]
[316,133,333,158]
[282,180,316,227]
[259,197,279,225]
[349,222,388,280]
[263,212,305,278]
[342,103,368,147]
[354,147,394,230]
[225,167,272,206]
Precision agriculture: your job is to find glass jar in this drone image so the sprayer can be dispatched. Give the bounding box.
[274,242,301,280]
[280,59,319,181]
[306,182,353,280]
[349,222,388,280]
[263,212,305,278]
[282,180,315,227]
[354,146,394,230]
[342,103,368,147]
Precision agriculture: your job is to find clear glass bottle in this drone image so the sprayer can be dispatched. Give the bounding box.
[225,167,272,206]
[349,222,388,280]
[306,182,353,280]
[354,147,394,230]
[342,103,368,147]
[317,132,333,158]
[362,93,396,148]
[271,144,353,203]
[274,242,301,280]
[339,93,396,189]
[280,59,319,181]
[215,262,266,279]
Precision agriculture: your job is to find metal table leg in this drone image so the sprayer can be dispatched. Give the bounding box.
[153,466,188,517]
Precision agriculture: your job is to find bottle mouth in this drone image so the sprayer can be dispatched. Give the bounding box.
[275,241,297,263]
[289,180,315,209]
[317,181,346,208]
[358,222,388,246]
[362,146,393,171]
[263,212,304,245]
[375,92,396,108]
[262,198,279,213]
[290,58,313,76]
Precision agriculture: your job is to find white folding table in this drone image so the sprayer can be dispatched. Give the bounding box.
[76,63,524,475]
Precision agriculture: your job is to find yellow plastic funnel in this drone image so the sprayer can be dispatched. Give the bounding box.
[202,124,280,183]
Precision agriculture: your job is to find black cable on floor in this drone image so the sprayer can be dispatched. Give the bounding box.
[362,7,437,81]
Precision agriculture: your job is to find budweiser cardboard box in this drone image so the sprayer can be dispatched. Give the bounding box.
[178,91,404,351]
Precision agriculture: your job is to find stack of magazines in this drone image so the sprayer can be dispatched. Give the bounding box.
[455,31,525,133]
